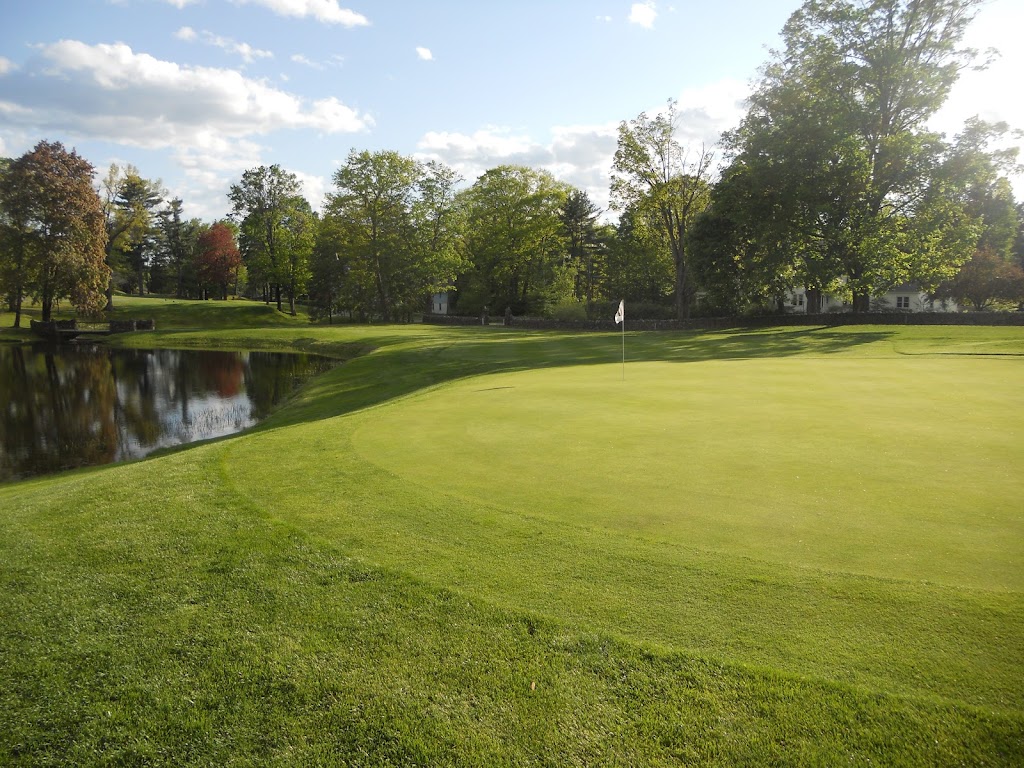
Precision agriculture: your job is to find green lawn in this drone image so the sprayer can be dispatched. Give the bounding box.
[1,311,1022,765]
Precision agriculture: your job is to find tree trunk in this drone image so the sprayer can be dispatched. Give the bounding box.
[806,287,822,314]
[675,256,692,320]
[275,283,282,312]
[852,291,870,313]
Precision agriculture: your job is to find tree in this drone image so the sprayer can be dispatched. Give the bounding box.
[722,0,994,312]
[156,197,204,298]
[0,141,108,322]
[459,165,568,315]
[603,205,675,307]
[0,155,32,326]
[115,172,163,296]
[324,150,464,321]
[228,165,303,312]
[934,246,1024,310]
[278,197,314,315]
[932,167,1023,310]
[100,164,163,306]
[611,100,713,319]
[559,189,604,303]
[195,222,242,300]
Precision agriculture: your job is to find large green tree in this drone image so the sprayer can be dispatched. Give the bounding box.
[0,141,108,322]
[100,164,163,307]
[323,150,464,322]
[720,0,995,312]
[278,197,314,315]
[611,100,713,319]
[155,197,204,299]
[603,205,675,308]
[559,189,605,303]
[459,165,568,315]
[228,165,305,312]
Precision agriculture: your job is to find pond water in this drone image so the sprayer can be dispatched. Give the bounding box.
[0,344,335,482]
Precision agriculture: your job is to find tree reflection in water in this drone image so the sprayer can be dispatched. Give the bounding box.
[0,344,333,482]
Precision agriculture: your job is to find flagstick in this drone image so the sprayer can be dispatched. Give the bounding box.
[614,315,622,382]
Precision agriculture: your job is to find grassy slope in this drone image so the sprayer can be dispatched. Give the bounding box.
[1,307,1022,765]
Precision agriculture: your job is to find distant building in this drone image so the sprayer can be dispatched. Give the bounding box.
[785,283,959,313]
[429,292,449,315]
[872,283,959,313]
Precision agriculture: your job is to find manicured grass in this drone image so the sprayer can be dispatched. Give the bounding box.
[107,294,312,329]
[0,294,306,342]
[1,307,1022,765]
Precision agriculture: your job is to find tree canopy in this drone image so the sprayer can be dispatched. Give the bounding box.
[0,141,108,322]
[708,0,1000,312]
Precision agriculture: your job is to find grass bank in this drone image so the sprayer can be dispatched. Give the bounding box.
[1,300,1022,765]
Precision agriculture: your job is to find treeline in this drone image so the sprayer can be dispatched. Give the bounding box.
[2,0,1023,328]
[0,144,244,326]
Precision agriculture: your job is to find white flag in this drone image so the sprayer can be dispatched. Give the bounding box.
[614,300,624,324]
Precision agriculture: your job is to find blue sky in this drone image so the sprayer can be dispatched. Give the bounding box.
[0,0,1020,221]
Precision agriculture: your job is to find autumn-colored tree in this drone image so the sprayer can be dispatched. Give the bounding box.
[0,155,32,326]
[1,141,108,321]
[934,247,1024,310]
[195,222,242,300]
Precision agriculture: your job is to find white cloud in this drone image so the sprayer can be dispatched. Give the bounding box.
[290,52,344,69]
[416,125,618,213]
[416,47,433,61]
[291,53,322,69]
[207,33,274,63]
[0,57,15,75]
[670,78,749,146]
[628,2,657,29]
[930,0,1024,138]
[0,40,372,150]
[292,169,329,211]
[414,78,749,218]
[164,0,199,7]
[178,28,274,63]
[234,0,370,27]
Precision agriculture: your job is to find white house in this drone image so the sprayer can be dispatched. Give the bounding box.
[785,283,959,313]
[429,292,449,315]
[871,283,959,313]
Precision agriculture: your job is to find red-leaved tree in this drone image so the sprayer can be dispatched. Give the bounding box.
[195,222,241,300]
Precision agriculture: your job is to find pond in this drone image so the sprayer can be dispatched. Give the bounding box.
[0,344,335,482]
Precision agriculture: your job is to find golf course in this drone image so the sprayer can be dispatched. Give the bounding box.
[1,297,1022,765]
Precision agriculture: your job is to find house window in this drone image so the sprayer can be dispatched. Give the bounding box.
[896,296,911,309]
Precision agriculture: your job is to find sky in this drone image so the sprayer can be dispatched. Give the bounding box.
[0,0,1021,222]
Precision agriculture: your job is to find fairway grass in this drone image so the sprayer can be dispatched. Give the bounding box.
[1,316,1022,765]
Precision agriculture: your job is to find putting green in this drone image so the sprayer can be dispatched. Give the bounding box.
[354,356,1024,591]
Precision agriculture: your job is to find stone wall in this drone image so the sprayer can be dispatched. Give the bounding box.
[422,311,1024,332]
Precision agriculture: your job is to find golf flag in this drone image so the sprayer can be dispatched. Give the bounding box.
[614,300,624,324]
